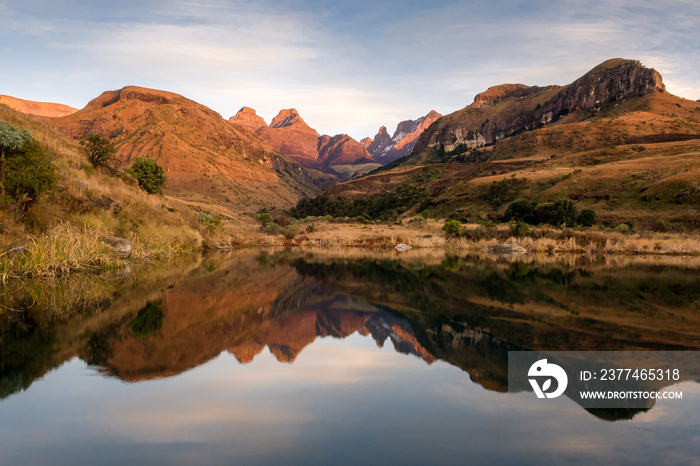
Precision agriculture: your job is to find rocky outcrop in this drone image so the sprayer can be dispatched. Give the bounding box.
[229,107,376,178]
[99,236,132,257]
[412,59,666,158]
[228,106,267,132]
[0,95,78,118]
[317,134,374,166]
[366,110,442,164]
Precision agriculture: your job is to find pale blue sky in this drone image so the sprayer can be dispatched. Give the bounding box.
[1,0,698,140]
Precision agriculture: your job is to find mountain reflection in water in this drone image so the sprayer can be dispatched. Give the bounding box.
[1,249,700,464]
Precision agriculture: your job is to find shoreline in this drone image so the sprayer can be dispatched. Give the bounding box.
[3,220,700,280]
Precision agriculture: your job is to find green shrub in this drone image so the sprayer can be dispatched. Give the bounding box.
[197,210,221,233]
[576,209,596,227]
[510,221,532,238]
[127,157,165,194]
[442,219,461,236]
[282,225,300,239]
[255,213,272,226]
[4,139,58,205]
[614,223,630,234]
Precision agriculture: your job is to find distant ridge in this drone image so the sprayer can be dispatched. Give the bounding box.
[0,94,78,118]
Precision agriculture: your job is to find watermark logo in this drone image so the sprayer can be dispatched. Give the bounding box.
[528,359,568,399]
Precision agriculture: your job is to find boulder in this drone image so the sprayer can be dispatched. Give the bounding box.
[395,243,413,252]
[4,245,28,257]
[489,243,527,255]
[99,236,132,257]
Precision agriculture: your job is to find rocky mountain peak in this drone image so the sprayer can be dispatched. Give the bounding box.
[229,106,268,132]
[472,84,532,108]
[411,58,669,160]
[365,111,442,164]
[270,108,308,129]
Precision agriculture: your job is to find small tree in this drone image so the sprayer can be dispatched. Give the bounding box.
[80,133,116,168]
[127,157,165,194]
[0,121,32,196]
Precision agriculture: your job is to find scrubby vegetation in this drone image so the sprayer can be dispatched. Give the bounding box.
[289,184,428,221]
[0,111,206,279]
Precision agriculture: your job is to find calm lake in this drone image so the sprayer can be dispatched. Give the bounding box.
[1,249,699,465]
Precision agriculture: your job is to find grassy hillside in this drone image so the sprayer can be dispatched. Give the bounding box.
[1,104,207,277]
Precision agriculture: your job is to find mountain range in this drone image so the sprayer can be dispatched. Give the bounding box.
[2,57,699,225]
[229,106,440,181]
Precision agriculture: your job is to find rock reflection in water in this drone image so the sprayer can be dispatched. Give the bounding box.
[1,249,699,425]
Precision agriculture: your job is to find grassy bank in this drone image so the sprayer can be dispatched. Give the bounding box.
[227,215,700,256]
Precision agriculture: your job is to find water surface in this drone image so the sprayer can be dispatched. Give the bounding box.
[1,250,699,464]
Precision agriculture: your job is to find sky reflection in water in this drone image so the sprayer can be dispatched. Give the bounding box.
[1,251,699,465]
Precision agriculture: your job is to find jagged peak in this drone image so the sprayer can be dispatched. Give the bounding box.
[270,108,302,128]
[372,126,390,140]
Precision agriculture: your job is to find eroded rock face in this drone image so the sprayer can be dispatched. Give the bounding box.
[366,111,442,164]
[413,59,666,156]
[317,134,375,166]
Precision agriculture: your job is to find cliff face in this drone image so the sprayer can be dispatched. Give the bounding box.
[366,110,442,164]
[318,134,375,166]
[0,95,78,118]
[46,86,318,208]
[411,59,666,159]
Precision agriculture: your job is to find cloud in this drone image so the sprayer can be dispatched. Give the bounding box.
[1,0,698,140]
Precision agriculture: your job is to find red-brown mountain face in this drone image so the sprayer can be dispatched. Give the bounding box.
[45,87,318,209]
[228,106,267,132]
[365,110,442,164]
[229,107,377,179]
[0,94,78,118]
[318,134,376,166]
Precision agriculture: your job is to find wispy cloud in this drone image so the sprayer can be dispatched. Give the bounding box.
[0,0,698,140]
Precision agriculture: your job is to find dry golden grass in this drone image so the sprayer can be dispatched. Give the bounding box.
[1,104,208,277]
